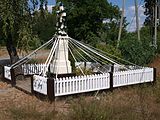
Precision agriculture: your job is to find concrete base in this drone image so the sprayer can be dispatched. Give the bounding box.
[50,60,72,74]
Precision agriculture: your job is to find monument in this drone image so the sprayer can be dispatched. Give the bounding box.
[50,2,72,74]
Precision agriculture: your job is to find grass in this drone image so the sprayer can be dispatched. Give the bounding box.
[1,78,160,120]
[63,77,160,120]
[9,105,58,120]
[4,81,160,120]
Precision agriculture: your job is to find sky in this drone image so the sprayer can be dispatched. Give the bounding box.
[47,0,146,32]
[107,0,146,32]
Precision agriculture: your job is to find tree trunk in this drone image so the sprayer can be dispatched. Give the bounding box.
[6,35,19,64]
[6,20,23,82]
[6,20,19,64]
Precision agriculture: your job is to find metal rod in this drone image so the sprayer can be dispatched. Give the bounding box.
[11,37,55,68]
[154,0,158,48]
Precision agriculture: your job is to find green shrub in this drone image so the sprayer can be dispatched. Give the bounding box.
[119,33,155,65]
[75,67,93,76]
[96,43,122,59]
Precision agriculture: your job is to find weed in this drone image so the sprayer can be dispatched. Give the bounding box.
[9,105,58,120]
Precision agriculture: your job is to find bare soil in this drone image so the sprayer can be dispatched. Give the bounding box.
[0,48,50,62]
[0,81,69,120]
[149,55,160,76]
[0,47,9,58]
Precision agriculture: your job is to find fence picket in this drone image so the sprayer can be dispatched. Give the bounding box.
[19,64,154,97]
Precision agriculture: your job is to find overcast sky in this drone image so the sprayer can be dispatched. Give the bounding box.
[47,0,146,32]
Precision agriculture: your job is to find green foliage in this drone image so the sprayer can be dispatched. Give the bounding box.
[0,0,157,66]
[96,43,122,58]
[32,11,56,44]
[144,0,155,25]
[0,0,52,60]
[144,0,160,54]
[17,22,41,52]
[75,68,93,76]
[0,0,29,44]
[63,0,107,41]
[58,0,127,46]
[157,30,160,53]
[119,29,155,65]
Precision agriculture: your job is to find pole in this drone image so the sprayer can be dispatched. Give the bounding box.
[117,0,125,48]
[158,0,160,20]
[154,0,158,48]
[109,64,114,91]
[10,68,16,86]
[47,77,55,102]
[135,0,140,41]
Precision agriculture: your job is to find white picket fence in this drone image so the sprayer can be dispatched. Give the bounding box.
[3,64,47,80]
[22,64,47,75]
[54,67,154,96]
[4,64,154,97]
[113,68,154,87]
[55,73,110,96]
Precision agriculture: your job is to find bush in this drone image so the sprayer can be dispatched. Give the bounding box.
[119,33,155,65]
[65,95,150,120]
[66,97,113,120]
[75,67,93,75]
[96,43,122,59]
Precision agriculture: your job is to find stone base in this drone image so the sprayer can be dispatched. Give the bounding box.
[50,60,72,74]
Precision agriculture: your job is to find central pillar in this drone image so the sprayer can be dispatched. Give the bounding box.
[51,36,72,74]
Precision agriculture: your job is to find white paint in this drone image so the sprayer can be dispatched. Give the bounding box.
[4,66,11,80]
[113,68,154,87]
[33,75,47,95]
[28,67,154,97]
[51,36,72,74]
[55,67,154,96]
[22,64,48,75]
[55,73,110,96]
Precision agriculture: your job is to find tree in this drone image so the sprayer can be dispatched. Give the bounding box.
[0,0,47,64]
[0,18,5,46]
[0,0,27,63]
[144,0,156,25]
[144,0,156,44]
[119,27,155,65]
[56,0,127,46]
[144,0,160,52]
[32,11,56,44]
